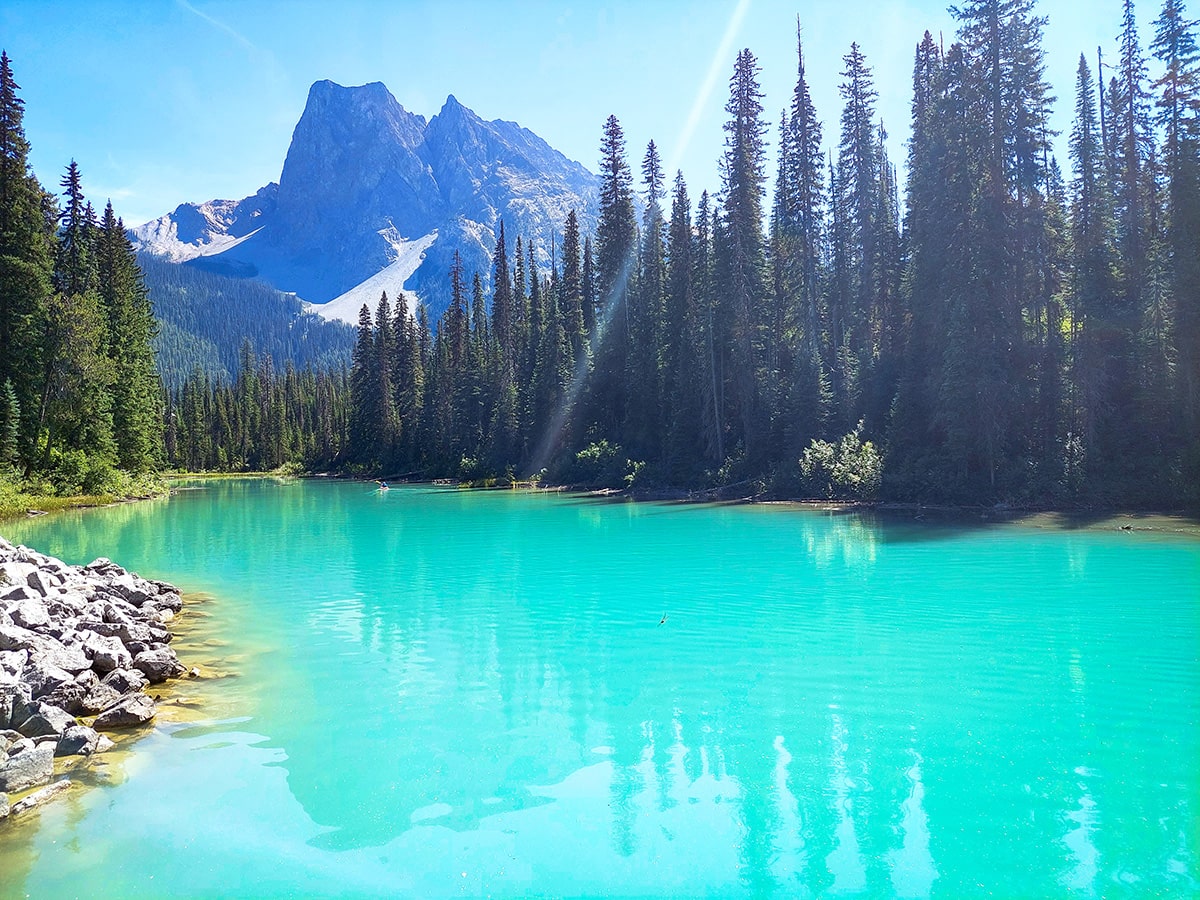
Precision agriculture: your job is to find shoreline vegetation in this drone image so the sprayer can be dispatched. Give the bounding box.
[0,537,190,825]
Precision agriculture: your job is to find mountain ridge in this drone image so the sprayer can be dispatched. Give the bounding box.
[132,80,600,322]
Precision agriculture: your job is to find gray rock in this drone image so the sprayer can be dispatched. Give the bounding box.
[21,659,75,698]
[41,643,91,674]
[0,791,8,819]
[77,619,122,639]
[132,648,183,683]
[102,668,148,694]
[25,570,59,597]
[10,779,72,815]
[6,736,33,755]
[84,632,131,673]
[9,597,50,630]
[0,562,37,590]
[1,584,35,603]
[80,683,121,715]
[15,701,76,739]
[55,725,100,757]
[94,693,156,730]
[36,680,88,716]
[116,622,152,645]
[0,741,54,792]
[0,623,37,652]
[110,575,153,607]
[47,593,87,617]
[0,682,14,728]
[0,650,28,678]
[101,603,133,626]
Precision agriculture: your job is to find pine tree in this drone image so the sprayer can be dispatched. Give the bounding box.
[1152,0,1200,487]
[560,209,586,360]
[629,139,666,455]
[718,49,770,461]
[1068,54,1120,483]
[0,52,51,465]
[348,303,377,465]
[96,202,162,471]
[589,115,638,439]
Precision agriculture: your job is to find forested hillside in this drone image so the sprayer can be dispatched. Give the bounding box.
[140,255,356,389]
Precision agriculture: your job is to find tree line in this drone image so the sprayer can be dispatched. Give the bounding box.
[0,52,161,496]
[13,0,1200,509]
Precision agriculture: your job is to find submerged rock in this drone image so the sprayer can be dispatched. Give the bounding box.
[10,779,72,815]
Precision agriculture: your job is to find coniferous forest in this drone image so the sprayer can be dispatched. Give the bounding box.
[6,0,1200,508]
[0,53,161,498]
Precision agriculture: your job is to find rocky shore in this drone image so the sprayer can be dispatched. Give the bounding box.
[0,537,187,822]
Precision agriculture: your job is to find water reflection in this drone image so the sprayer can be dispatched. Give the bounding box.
[3,480,1198,897]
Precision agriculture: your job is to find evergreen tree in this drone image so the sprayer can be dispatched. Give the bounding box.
[589,115,638,439]
[718,49,770,461]
[348,303,377,465]
[560,209,586,360]
[1067,54,1120,484]
[0,52,51,462]
[629,139,666,455]
[1152,0,1200,488]
[96,202,162,471]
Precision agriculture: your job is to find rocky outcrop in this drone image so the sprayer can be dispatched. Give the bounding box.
[0,537,187,814]
[132,81,601,322]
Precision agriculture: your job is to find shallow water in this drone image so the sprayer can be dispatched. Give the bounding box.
[1,480,1197,897]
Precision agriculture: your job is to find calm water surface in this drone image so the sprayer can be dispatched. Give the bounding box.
[0,480,1197,897]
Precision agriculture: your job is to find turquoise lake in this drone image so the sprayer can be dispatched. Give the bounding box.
[0,480,1197,897]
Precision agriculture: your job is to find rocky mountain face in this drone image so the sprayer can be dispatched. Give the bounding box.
[133,80,600,322]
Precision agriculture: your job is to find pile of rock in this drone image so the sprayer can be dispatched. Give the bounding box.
[1,537,186,820]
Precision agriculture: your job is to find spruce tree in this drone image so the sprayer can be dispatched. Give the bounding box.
[718,48,770,461]
[97,202,162,471]
[590,115,637,439]
[348,303,377,465]
[560,209,586,360]
[0,52,52,465]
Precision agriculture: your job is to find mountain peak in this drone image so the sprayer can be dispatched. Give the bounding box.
[134,78,600,320]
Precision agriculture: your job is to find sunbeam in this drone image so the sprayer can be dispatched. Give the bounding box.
[528,0,750,476]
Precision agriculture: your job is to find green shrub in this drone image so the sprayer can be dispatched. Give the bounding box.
[800,421,883,500]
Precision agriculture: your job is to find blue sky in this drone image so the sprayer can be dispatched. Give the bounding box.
[2,0,1137,226]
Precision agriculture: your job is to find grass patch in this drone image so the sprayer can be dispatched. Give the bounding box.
[0,470,166,523]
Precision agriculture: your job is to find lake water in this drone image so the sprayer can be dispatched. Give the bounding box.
[0,480,1197,897]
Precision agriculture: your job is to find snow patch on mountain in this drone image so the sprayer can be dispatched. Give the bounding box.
[309,230,438,325]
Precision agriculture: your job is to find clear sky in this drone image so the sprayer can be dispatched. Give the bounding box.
[1,0,1140,227]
